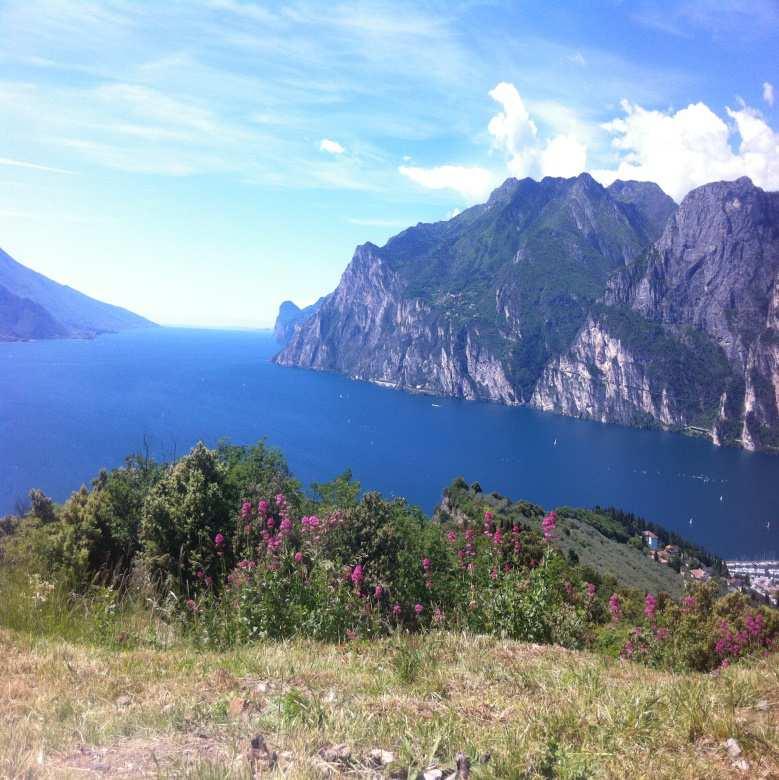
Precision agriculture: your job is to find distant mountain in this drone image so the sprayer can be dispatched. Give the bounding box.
[273,297,324,344]
[275,175,779,452]
[0,247,155,341]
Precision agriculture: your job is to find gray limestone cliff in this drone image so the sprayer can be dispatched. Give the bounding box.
[534,178,778,450]
[275,175,778,452]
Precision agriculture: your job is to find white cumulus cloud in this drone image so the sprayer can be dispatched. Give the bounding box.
[487,82,537,156]
[592,99,779,201]
[398,82,779,208]
[319,138,345,155]
[399,164,497,203]
[539,134,588,178]
[764,81,775,107]
[489,83,588,181]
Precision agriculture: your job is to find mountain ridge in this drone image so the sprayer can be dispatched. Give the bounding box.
[0,247,155,341]
[274,175,778,452]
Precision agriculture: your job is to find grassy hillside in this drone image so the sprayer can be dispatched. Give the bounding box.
[434,481,720,599]
[2,628,777,778]
[2,440,778,777]
[554,512,684,598]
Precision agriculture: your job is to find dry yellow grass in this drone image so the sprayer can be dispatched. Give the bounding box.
[2,627,778,778]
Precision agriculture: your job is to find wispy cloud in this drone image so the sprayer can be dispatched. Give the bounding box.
[0,156,74,174]
[764,82,775,107]
[632,0,779,41]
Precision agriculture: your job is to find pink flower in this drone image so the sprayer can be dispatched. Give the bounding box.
[374,584,383,600]
[350,564,364,587]
[214,532,225,547]
[655,627,670,641]
[644,593,657,621]
[422,557,431,571]
[433,607,444,625]
[294,551,303,563]
[541,511,557,542]
[446,530,457,544]
[275,493,286,507]
[267,516,276,529]
[586,582,596,599]
[302,514,321,530]
[392,603,402,617]
[185,598,197,612]
[414,603,424,616]
[240,501,252,519]
[745,613,765,639]
[484,510,494,523]
[681,595,696,612]
[493,528,503,545]
[258,499,269,515]
[196,569,205,580]
[608,593,622,621]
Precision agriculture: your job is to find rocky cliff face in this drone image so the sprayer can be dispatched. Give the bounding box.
[275,175,778,452]
[530,315,680,428]
[274,298,324,343]
[536,178,779,450]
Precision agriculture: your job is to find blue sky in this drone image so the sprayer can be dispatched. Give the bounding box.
[0,0,777,328]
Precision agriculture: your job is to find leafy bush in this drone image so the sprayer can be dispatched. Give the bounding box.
[1,440,776,674]
[140,442,234,591]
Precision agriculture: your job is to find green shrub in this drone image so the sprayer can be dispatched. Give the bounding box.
[140,442,233,591]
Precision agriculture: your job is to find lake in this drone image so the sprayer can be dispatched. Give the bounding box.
[1,327,777,559]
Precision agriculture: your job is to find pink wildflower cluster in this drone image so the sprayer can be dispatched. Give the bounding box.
[458,528,477,570]
[608,593,622,621]
[350,564,364,589]
[541,511,556,542]
[714,613,770,664]
[621,626,655,661]
[681,595,697,613]
[511,524,522,557]
[422,557,433,590]
[644,593,657,621]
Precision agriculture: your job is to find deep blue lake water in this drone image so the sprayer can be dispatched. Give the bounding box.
[1,327,778,559]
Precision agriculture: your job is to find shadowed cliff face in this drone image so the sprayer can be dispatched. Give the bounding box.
[275,175,779,452]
